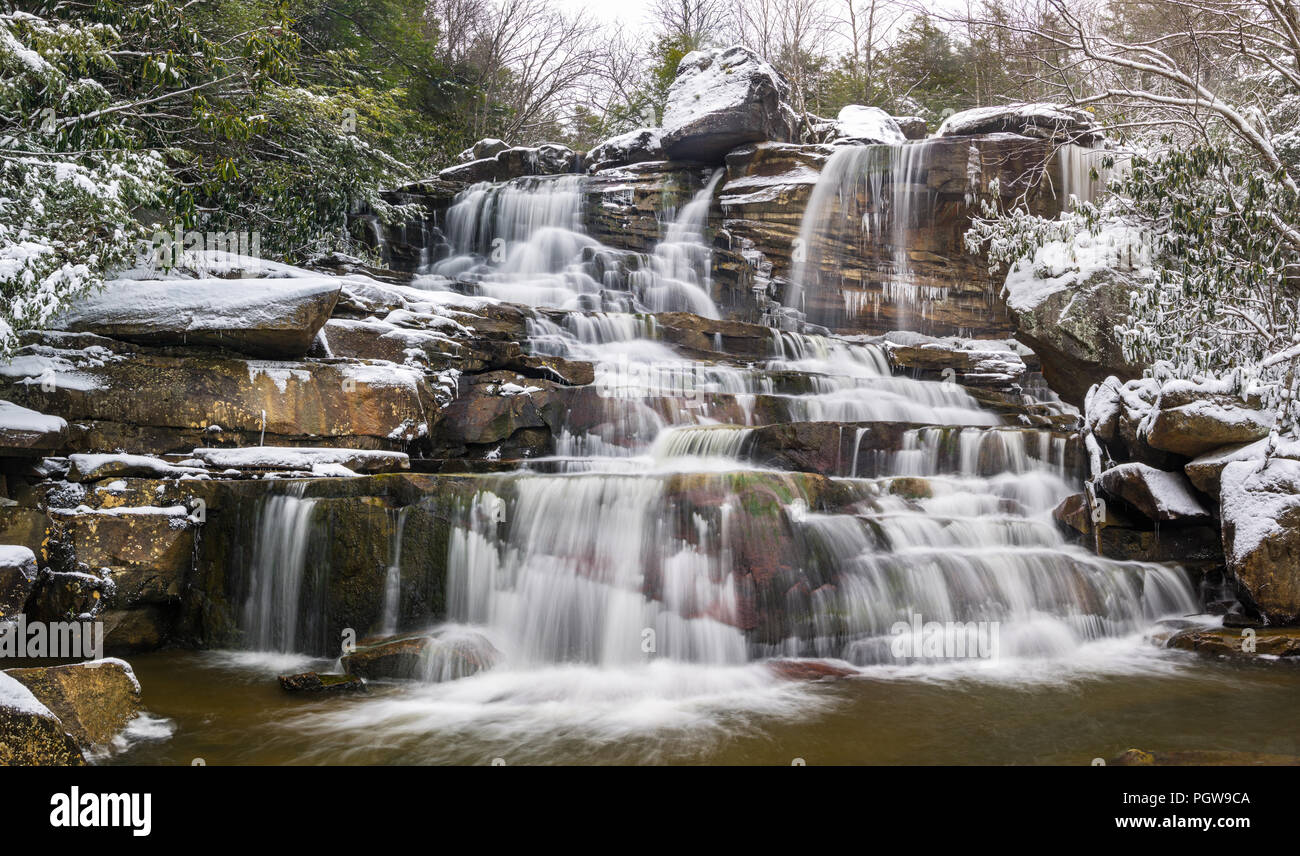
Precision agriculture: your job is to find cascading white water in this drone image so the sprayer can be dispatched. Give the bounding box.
[427,170,723,317]
[790,143,945,330]
[241,485,319,653]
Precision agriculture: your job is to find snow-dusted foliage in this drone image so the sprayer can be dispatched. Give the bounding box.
[0,12,170,356]
[965,0,1300,439]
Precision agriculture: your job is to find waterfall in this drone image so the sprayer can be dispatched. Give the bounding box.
[790,143,943,331]
[241,485,320,653]
[380,506,410,637]
[426,170,722,317]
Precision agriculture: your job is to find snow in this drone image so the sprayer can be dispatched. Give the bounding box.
[936,103,1101,139]
[586,128,663,167]
[1221,458,1300,562]
[833,105,905,146]
[1004,222,1150,313]
[0,545,36,570]
[1101,462,1208,518]
[0,399,66,435]
[190,446,409,471]
[55,277,341,335]
[311,462,359,477]
[55,504,190,518]
[68,452,207,480]
[0,671,55,718]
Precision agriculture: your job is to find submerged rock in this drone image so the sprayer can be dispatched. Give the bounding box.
[1110,747,1300,766]
[341,629,500,682]
[661,45,798,162]
[278,671,366,693]
[1166,625,1300,658]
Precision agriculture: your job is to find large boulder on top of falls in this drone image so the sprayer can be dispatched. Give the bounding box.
[53,277,341,359]
[586,128,664,171]
[827,105,905,146]
[1003,224,1148,406]
[456,137,510,163]
[936,102,1104,145]
[1220,458,1300,624]
[661,45,799,163]
[440,143,578,183]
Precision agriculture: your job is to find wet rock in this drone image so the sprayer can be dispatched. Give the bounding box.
[278,671,367,693]
[1166,625,1300,658]
[1109,747,1300,766]
[54,278,342,359]
[0,400,68,455]
[0,672,85,766]
[341,630,500,682]
[4,659,140,749]
[936,103,1104,145]
[1220,458,1300,623]
[767,659,857,681]
[1096,462,1212,523]
[661,45,798,162]
[583,162,715,255]
[0,545,37,619]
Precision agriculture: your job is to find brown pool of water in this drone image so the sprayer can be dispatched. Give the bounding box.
[103,645,1300,766]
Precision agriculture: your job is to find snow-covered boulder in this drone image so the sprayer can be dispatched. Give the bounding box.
[457,138,510,163]
[1186,438,1300,499]
[440,143,577,183]
[0,399,67,454]
[661,45,798,163]
[0,671,85,765]
[1004,225,1149,406]
[1221,458,1300,623]
[66,452,205,483]
[1096,461,1212,523]
[1142,380,1274,457]
[586,128,664,171]
[936,102,1103,145]
[0,544,37,618]
[54,277,342,359]
[4,659,141,750]
[829,105,905,146]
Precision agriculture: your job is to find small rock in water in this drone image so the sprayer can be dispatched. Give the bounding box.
[1110,747,1300,766]
[278,672,366,694]
[767,659,857,682]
